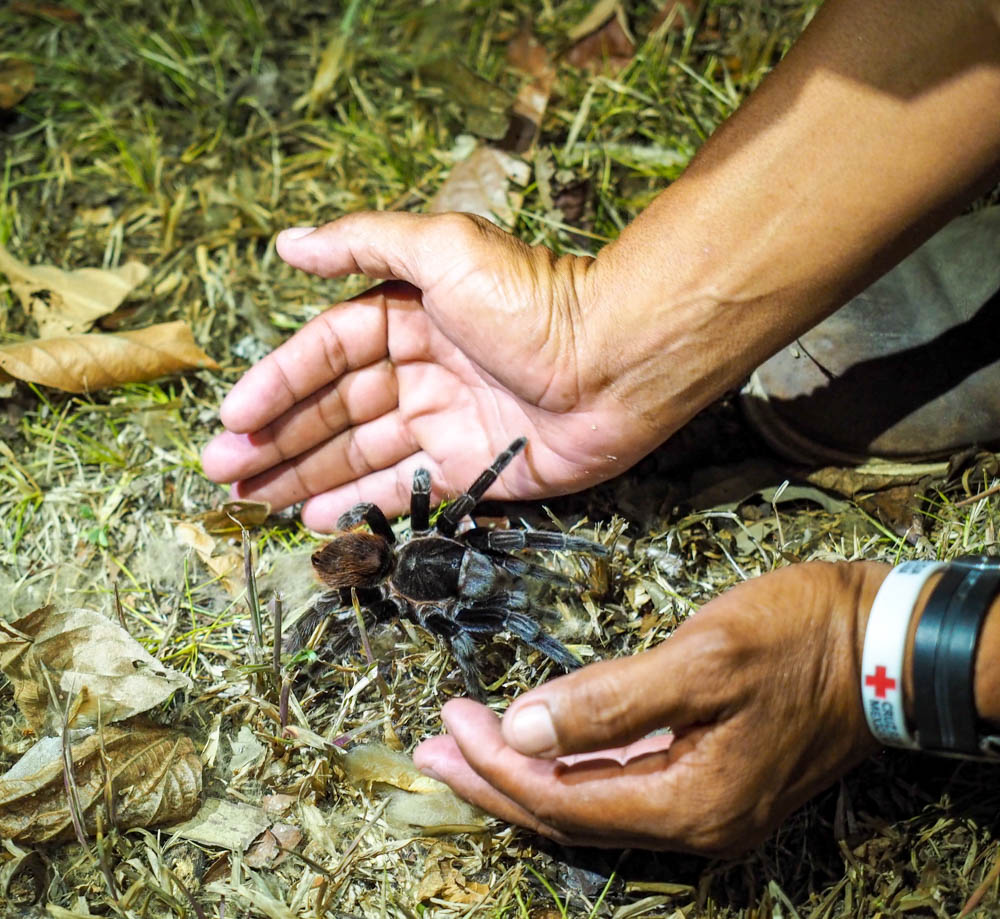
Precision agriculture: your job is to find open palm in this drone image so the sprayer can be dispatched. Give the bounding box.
[201,212,658,530]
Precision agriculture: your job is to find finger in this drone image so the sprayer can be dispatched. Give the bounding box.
[202,361,398,484]
[413,734,575,843]
[415,712,666,847]
[437,699,711,846]
[500,627,731,757]
[219,294,391,434]
[274,211,475,287]
[298,453,442,529]
[229,411,419,517]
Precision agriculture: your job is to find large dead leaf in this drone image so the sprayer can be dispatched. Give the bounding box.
[0,320,219,393]
[343,744,486,835]
[0,606,192,735]
[167,797,272,851]
[0,60,35,109]
[805,459,949,498]
[429,145,530,227]
[0,244,149,337]
[0,723,202,843]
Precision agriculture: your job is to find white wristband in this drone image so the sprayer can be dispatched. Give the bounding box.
[861,560,944,749]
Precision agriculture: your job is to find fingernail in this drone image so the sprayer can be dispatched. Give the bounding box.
[507,703,556,755]
[417,764,444,782]
[279,226,316,241]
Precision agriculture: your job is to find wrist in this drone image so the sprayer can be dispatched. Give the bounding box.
[975,592,1000,726]
[864,557,1000,755]
[904,570,1000,729]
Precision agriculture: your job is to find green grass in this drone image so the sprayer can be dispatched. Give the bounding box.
[3,0,1000,917]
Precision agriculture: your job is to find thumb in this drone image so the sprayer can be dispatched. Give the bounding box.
[502,627,731,758]
[275,211,485,288]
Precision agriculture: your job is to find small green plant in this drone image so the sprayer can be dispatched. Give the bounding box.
[78,504,109,548]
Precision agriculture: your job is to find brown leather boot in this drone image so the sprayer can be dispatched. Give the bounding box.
[741,207,1000,465]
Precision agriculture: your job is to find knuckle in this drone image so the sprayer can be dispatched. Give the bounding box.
[554,665,643,741]
[314,383,348,433]
[342,430,377,481]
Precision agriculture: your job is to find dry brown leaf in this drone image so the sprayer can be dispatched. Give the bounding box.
[567,0,622,42]
[565,10,635,72]
[10,2,82,21]
[418,857,491,904]
[342,743,444,794]
[0,244,149,337]
[343,744,486,834]
[505,30,556,151]
[806,460,949,499]
[0,723,202,843]
[0,320,219,393]
[0,60,35,109]
[175,521,244,594]
[383,789,486,834]
[166,797,272,851]
[195,499,272,534]
[428,146,530,227]
[244,823,302,868]
[0,606,192,735]
[649,0,699,32]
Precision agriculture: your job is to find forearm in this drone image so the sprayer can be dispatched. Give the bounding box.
[587,0,1000,429]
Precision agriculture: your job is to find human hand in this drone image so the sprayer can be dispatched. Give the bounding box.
[201,212,678,530]
[413,561,889,855]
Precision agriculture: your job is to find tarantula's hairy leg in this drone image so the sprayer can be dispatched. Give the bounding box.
[478,552,578,589]
[424,610,487,700]
[436,437,527,536]
[410,468,431,534]
[456,606,582,672]
[462,528,610,556]
[337,503,396,544]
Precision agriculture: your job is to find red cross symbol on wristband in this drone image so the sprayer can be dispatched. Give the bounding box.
[865,665,897,698]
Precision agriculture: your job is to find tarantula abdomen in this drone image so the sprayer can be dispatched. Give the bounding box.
[312,531,393,588]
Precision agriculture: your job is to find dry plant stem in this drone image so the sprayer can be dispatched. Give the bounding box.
[113,582,125,629]
[350,587,391,704]
[958,847,1000,918]
[588,0,1000,437]
[162,866,207,919]
[242,527,263,661]
[954,482,1000,507]
[270,593,283,689]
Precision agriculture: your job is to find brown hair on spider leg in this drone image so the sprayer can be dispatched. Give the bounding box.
[311,531,394,588]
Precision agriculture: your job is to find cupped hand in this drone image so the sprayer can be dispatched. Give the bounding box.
[201,212,669,530]
[413,561,889,855]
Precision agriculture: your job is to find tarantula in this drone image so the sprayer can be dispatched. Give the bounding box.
[310,437,610,699]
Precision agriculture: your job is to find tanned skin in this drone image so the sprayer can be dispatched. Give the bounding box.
[203,0,1000,852]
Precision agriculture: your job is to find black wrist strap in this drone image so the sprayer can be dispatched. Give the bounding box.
[912,556,1000,756]
[912,564,969,749]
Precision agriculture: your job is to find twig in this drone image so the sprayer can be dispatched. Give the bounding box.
[954,481,1000,507]
[350,588,391,704]
[242,527,263,662]
[958,847,1000,918]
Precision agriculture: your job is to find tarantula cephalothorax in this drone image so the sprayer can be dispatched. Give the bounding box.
[310,437,610,699]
